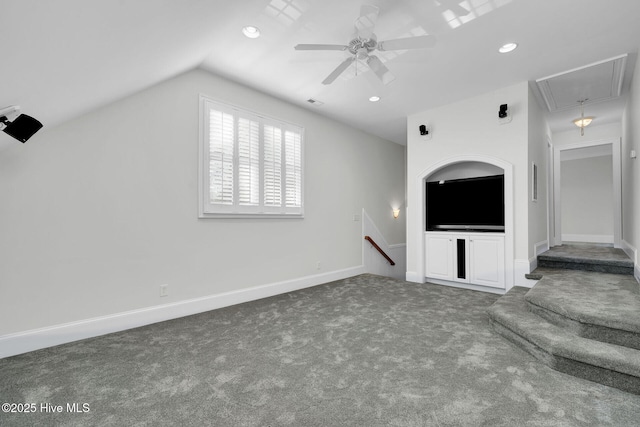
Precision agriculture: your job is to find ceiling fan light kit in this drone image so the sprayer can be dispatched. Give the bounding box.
[294,4,437,86]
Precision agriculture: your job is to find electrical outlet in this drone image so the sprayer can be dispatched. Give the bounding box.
[316,261,321,270]
[159,284,169,297]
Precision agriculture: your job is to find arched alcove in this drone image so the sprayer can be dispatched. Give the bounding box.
[415,155,514,291]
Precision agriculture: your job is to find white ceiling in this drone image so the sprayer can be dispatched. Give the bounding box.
[2,0,640,150]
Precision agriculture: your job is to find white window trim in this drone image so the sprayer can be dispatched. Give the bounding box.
[198,94,305,219]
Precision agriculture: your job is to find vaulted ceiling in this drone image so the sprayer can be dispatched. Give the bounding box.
[2,0,639,150]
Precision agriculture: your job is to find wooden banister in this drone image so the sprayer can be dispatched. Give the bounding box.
[364,235,395,266]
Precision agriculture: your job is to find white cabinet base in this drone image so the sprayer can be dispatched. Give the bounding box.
[426,278,507,295]
[425,232,505,291]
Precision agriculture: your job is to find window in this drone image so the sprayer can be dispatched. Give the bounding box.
[199,95,304,218]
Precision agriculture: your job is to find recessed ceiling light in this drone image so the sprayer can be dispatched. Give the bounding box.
[498,42,518,53]
[242,26,261,39]
[369,96,381,102]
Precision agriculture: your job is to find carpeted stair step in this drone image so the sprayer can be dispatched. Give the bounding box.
[524,268,640,350]
[487,287,640,395]
[538,256,634,274]
[537,246,634,275]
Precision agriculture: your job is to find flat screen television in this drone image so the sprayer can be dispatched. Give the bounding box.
[426,174,504,232]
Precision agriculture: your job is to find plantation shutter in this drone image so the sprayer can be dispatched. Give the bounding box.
[200,95,303,217]
[284,130,302,207]
[238,117,260,206]
[208,109,234,205]
[263,125,282,207]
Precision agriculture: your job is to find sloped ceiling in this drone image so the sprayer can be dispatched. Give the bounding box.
[2,0,640,151]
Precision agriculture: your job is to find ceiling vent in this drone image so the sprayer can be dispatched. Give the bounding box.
[535,54,628,112]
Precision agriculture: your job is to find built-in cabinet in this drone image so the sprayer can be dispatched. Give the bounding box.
[425,232,505,289]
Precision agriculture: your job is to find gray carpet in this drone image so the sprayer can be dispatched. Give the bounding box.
[2,274,640,426]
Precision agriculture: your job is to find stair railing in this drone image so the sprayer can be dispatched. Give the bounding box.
[364,235,395,266]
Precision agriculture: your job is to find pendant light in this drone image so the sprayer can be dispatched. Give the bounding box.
[573,100,594,137]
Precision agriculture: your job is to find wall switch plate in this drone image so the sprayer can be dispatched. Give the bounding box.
[159,284,169,297]
[631,150,637,159]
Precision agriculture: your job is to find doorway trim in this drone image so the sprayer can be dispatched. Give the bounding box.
[552,138,622,247]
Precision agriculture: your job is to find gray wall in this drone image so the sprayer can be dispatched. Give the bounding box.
[0,69,406,335]
[561,155,614,242]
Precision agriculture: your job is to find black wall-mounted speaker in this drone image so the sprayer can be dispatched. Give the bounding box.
[2,114,43,143]
[498,104,508,119]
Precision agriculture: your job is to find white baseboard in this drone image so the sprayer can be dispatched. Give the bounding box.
[621,239,637,264]
[535,240,549,256]
[388,243,406,250]
[425,278,506,295]
[562,234,614,244]
[0,265,366,359]
[405,271,423,283]
[621,240,639,285]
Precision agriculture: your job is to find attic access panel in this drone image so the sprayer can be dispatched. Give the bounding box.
[536,54,628,112]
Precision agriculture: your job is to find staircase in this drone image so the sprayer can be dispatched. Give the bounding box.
[537,244,635,275]
[487,244,640,394]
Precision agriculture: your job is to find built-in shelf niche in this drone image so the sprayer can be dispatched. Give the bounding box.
[427,161,503,183]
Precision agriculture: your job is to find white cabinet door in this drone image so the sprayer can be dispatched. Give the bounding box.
[425,234,453,280]
[469,235,505,288]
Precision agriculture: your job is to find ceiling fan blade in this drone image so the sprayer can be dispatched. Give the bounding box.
[322,57,355,85]
[354,4,379,39]
[367,55,395,85]
[294,44,348,51]
[377,35,437,51]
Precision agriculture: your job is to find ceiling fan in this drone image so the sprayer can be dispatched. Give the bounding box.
[294,4,437,85]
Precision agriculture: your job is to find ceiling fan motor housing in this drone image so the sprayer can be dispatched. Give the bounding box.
[348,35,377,56]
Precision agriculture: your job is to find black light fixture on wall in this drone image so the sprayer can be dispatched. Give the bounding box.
[0,106,43,143]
